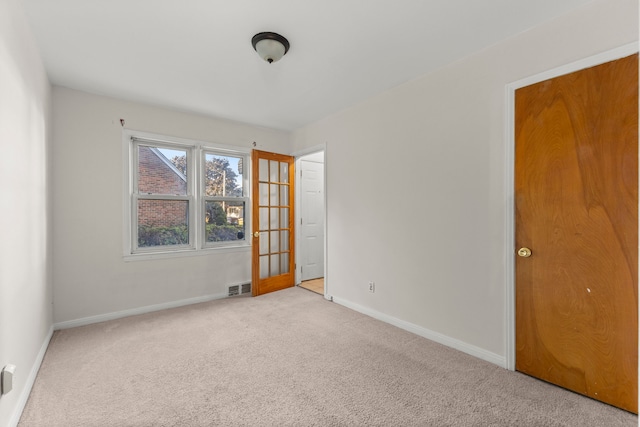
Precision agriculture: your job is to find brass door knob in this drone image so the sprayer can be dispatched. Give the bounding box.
[253,231,260,238]
[517,247,532,257]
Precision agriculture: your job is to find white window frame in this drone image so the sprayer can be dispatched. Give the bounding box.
[200,148,250,249]
[123,130,251,260]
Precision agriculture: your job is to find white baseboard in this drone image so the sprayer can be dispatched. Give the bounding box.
[54,292,229,330]
[9,325,54,427]
[332,297,506,368]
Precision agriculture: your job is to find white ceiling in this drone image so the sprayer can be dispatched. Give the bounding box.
[23,0,594,131]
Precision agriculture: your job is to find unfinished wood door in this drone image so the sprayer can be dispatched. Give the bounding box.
[515,54,638,413]
[252,150,295,296]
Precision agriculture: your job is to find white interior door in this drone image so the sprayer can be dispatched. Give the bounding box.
[300,158,324,281]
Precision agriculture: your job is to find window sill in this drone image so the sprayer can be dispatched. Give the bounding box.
[123,243,251,262]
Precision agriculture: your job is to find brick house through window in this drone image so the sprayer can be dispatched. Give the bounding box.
[137,146,187,228]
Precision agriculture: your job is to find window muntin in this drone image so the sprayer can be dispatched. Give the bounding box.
[127,134,249,256]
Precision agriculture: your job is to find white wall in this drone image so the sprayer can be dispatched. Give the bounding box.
[0,0,53,425]
[52,87,291,324]
[292,0,638,363]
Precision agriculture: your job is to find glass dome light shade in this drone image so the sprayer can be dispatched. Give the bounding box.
[252,32,290,64]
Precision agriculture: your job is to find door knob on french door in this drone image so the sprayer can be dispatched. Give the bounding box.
[517,247,532,257]
[253,231,260,238]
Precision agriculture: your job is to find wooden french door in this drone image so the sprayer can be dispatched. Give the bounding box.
[515,54,638,413]
[251,150,295,296]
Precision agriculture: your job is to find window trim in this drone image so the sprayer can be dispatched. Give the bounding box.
[132,139,194,254]
[122,129,251,260]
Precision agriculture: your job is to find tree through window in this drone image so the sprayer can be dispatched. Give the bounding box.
[202,152,245,243]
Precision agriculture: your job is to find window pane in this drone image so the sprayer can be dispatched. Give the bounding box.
[205,201,245,243]
[259,159,269,182]
[270,208,278,229]
[270,254,280,276]
[204,153,243,197]
[281,252,289,274]
[270,231,279,253]
[280,162,289,183]
[259,208,269,231]
[280,208,289,228]
[259,232,269,255]
[270,160,279,182]
[281,230,289,251]
[138,146,187,195]
[280,185,288,206]
[270,184,278,206]
[259,183,269,206]
[137,199,188,247]
[260,255,269,279]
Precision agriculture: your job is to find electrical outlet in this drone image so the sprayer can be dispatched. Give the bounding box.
[368,281,375,293]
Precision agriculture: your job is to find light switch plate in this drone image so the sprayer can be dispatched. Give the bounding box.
[1,364,16,395]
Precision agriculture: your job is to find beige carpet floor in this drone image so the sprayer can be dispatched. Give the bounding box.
[19,287,637,426]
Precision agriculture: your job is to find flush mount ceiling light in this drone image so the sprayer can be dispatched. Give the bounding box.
[252,32,290,64]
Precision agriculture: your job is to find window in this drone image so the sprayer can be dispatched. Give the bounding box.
[202,152,247,245]
[125,132,250,257]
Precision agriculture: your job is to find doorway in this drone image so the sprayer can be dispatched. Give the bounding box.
[296,150,326,296]
[508,47,638,413]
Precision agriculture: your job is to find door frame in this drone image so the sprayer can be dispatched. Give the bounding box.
[504,42,639,371]
[293,143,329,300]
